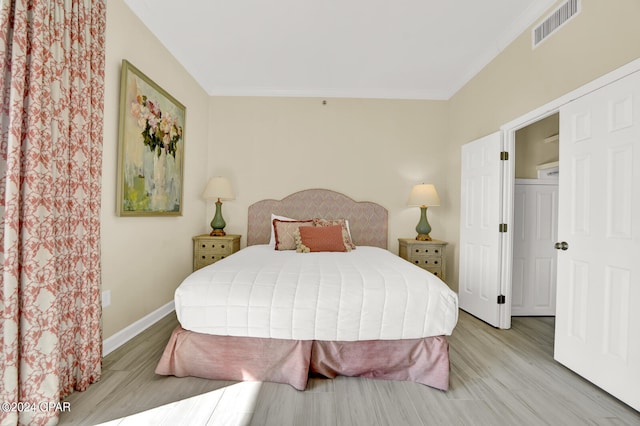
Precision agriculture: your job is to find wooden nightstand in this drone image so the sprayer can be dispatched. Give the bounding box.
[398,238,448,282]
[192,234,241,271]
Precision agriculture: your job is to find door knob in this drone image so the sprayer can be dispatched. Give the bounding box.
[554,241,569,250]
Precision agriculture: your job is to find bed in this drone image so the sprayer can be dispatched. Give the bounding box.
[155,189,458,390]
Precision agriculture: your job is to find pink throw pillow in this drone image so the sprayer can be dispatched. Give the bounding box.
[312,218,356,250]
[298,225,347,252]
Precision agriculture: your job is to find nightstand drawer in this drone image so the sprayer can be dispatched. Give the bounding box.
[410,256,443,268]
[196,241,234,255]
[423,267,443,279]
[194,251,229,268]
[410,246,444,256]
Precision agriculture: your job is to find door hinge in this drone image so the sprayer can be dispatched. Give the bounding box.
[497,295,506,304]
[499,223,508,233]
[500,151,509,160]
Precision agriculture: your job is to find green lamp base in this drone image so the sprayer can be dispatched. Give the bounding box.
[415,206,432,241]
[210,200,227,236]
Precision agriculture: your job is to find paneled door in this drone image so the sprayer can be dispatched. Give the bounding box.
[511,180,558,316]
[459,132,505,328]
[555,71,640,411]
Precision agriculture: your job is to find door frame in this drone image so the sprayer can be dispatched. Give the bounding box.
[495,57,640,329]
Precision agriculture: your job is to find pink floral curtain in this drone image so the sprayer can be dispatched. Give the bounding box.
[0,1,105,425]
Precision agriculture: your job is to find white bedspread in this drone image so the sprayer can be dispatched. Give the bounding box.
[175,245,458,341]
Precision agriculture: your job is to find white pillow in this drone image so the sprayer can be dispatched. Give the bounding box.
[268,214,294,246]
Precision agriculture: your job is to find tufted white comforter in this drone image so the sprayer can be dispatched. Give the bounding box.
[175,245,458,341]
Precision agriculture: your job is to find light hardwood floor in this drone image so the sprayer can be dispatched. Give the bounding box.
[59,311,640,425]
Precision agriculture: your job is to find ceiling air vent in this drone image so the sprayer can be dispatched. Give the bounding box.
[532,0,581,48]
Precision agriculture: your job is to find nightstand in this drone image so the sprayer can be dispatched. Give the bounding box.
[192,234,241,271]
[398,238,448,282]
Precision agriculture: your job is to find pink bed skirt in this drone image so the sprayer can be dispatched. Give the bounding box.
[155,326,450,391]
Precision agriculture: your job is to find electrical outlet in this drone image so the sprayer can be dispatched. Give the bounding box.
[102,290,111,308]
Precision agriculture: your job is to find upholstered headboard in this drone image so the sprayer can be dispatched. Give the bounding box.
[247,189,388,249]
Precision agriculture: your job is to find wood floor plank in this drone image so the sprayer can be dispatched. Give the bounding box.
[248,381,301,425]
[399,381,463,425]
[58,311,640,425]
[146,388,223,425]
[332,376,381,426]
[368,378,424,426]
[207,382,261,425]
[292,391,336,426]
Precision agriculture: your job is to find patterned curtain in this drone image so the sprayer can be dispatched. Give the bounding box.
[0,0,105,424]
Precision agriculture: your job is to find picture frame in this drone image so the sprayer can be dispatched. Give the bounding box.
[116,60,186,216]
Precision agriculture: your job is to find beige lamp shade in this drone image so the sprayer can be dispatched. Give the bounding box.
[202,177,235,201]
[408,183,440,207]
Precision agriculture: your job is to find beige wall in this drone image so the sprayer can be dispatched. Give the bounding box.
[101,0,210,339]
[446,0,640,290]
[207,97,449,255]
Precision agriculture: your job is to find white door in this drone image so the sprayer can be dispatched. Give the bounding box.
[459,132,507,328]
[555,71,640,411]
[512,180,558,316]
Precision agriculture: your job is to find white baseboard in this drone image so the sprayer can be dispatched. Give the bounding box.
[102,300,175,357]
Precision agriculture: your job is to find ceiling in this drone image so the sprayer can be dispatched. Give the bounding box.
[123,0,557,100]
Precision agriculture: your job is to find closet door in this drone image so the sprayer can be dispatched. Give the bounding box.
[512,180,558,316]
[459,132,505,328]
[555,70,640,411]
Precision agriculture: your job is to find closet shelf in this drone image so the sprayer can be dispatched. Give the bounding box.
[536,161,559,171]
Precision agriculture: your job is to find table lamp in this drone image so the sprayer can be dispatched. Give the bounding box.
[408,183,440,241]
[202,177,235,236]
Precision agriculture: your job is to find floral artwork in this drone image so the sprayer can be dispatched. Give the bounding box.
[131,94,182,158]
[117,60,186,215]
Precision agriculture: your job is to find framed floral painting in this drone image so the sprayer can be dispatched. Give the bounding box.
[116,60,186,216]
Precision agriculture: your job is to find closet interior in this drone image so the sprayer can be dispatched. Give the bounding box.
[512,113,559,316]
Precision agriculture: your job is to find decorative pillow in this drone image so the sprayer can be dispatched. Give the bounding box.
[312,218,356,250]
[296,225,348,253]
[294,229,310,253]
[273,219,313,250]
[269,214,294,246]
